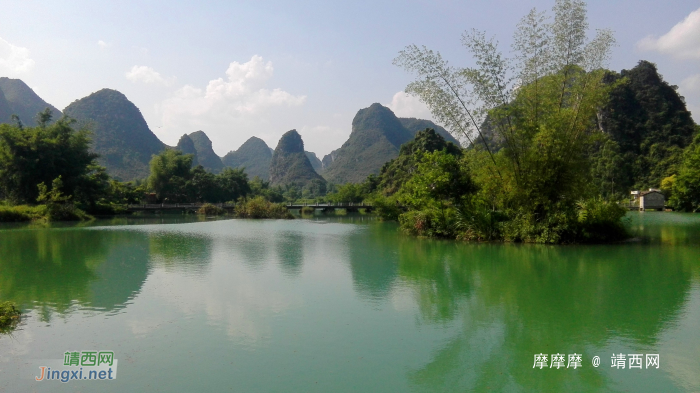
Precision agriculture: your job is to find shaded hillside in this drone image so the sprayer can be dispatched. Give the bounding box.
[63,88,165,181]
[321,148,339,170]
[188,131,223,173]
[398,118,460,146]
[269,130,325,186]
[600,60,697,189]
[176,134,199,167]
[322,103,414,183]
[305,151,322,173]
[0,89,11,124]
[0,77,62,125]
[222,136,272,180]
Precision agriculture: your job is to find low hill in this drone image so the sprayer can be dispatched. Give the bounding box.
[188,131,223,173]
[269,130,325,186]
[222,136,273,180]
[322,103,415,183]
[0,77,62,125]
[63,88,166,181]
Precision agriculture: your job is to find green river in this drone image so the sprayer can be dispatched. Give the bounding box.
[0,213,698,392]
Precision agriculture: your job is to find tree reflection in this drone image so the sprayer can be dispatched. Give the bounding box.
[398,238,697,391]
[0,229,150,318]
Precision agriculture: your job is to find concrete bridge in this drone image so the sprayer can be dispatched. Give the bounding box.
[126,203,236,213]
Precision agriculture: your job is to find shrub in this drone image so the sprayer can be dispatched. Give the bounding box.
[301,206,315,215]
[235,196,293,219]
[198,203,226,215]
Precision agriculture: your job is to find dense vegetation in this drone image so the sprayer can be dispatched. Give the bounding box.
[63,88,166,181]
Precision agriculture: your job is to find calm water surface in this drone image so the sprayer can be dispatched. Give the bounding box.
[0,213,698,392]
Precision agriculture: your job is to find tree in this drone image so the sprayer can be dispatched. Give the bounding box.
[147,149,193,202]
[669,131,700,212]
[394,0,620,242]
[0,115,105,205]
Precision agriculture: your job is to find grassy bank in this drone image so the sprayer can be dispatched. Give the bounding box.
[0,204,91,223]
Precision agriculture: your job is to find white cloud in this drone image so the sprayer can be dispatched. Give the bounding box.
[97,40,109,49]
[159,55,306,154]
[125,65,171,86]
[0,37,35,75]
[638,7,700,59]
[387,91,435,121]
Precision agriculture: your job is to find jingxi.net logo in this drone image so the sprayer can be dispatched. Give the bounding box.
[35,350,118,383]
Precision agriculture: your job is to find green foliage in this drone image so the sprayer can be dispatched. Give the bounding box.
[0,116,107,206]
[235,196,293,219]
[147,150,251,203]
[147,149,194,202]
[378,128,461,195]
[0,301,21,333]
[369,194,403,221]
[301,206,315,215]
[197,203,226,215]
[327,183,366,203]
[0,204,44,222]
[36,177,90,221]
[669,132,700,212]
[249,176,285,202]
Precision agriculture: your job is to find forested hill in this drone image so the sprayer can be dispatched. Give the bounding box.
[222,136,273,180]
[322,103,415,183]
[63,88,166,181]
[398,118,460,146]
[269,130,325,186]
[188,131,223,173]
[0,77,62,125]
[600,60,697,190]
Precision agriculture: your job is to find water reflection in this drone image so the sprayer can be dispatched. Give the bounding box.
[0,229,150,318]
[393,215,700,392]
[275,232,305,277]
[149,232,213,275]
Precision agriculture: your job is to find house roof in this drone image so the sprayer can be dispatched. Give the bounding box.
[640,190,663,196]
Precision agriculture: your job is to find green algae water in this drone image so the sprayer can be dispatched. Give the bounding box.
[0,213,698,392]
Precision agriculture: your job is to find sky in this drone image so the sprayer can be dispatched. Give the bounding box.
[0,0,699,157]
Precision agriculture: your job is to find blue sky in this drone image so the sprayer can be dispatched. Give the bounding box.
[1,0,698,157]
